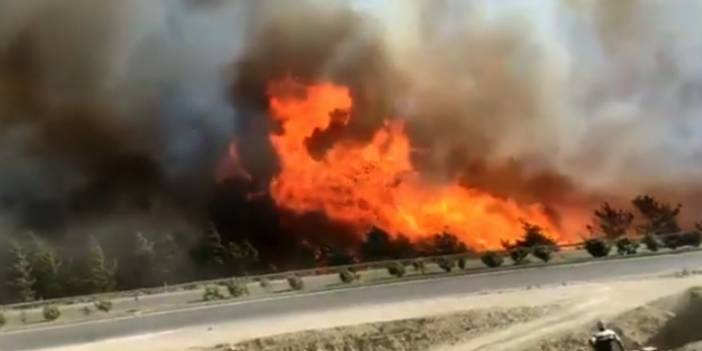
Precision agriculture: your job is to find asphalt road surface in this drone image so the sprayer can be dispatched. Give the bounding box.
[3,250,702,350]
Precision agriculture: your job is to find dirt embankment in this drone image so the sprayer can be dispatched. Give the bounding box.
[210,306,557,351]
[529,287,702,351]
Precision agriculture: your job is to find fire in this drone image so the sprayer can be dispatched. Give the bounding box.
[266,80,563,249]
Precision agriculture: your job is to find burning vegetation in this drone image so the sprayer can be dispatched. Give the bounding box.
[1,1,702,302]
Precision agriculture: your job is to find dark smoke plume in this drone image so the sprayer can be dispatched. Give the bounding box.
[1,0,702,256]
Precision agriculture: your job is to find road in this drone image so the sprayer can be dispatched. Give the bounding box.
[2,250,702,350]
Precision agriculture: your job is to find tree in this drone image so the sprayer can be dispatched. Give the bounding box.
[318,246,356,267]
[587,202,634,239]
[421,232,468,256]
[360,227,393,261]
[128,232,156,288]
[83,236,117,293]
[392,235,418,259]
[27,234,63,299]
[191,224,227,270]
[223,240,259,275]
[515,222,557,248]
[154,233,182,284]
[7,241,37,302]
[632,195,681,235]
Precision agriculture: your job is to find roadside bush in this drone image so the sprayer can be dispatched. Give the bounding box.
[43,305,61,321]
[94,299,113,313]
[412,259,426,274]
[584,239,611,258]
[532,246,554,262]
[287,275,304,291]
[616,238,639,255]
[662,233,682,250]
[642,234,661,252]
[436,257,455,272]
[202,286,225,301]
[509,247,530,265]
[387,262,406,277]
[339,269,357,284]
[225,279,249,298]
[480,251,504,268]
[0,312,6,328]
[457,257,467,270]
[670,231,702,248]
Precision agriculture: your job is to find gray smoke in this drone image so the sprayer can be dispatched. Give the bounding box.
[1,0,701,244]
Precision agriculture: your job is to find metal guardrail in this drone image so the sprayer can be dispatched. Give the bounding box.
[2,231,699,310]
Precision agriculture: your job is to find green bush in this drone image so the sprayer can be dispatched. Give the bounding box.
[616,238,639,255]
[457,257,467,270]
[509,247,530,265]
[258,277,271,290]
[584,238,611,257]
[642,234,661,252]
[532,246,554,262]
[387,262,406,277]
[225,279,249,298]
[93,299,113,312]
[412,259,426,274]
[0,312,6,328]
[287,275,304,291]
[202,286,225,301]
[339,269,357,284]
[43,305,61,321]
[481,251,504,268]
[436,257,455,272]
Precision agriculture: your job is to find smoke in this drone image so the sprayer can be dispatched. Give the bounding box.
[0,0,252,234]
[1,0,701,248]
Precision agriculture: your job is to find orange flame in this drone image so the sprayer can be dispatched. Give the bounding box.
[266,80,563,249]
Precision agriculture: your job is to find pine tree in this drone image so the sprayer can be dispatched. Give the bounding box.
[28,234,63,299]
[7,241,37,302]
[155,233,181,284]
[131,232,156,287]
[83,236,117,293]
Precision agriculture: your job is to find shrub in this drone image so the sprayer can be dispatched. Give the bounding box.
[258,278,271,290]
[339,269,357,284]
[43,305,61,321]
[616,238,639,255]
[287,275,304,291]
[532,246,554,262]
[411,259,426,274]
[481,251,504,268]
[509,247,530,265]
[457,257,467,270]
[93,299,113,313]
[436,257,455,272]
[202,286,225,301]
[387,262,406,277]
[0,312,6,328]
[642,234,661,252]
[673,231,702,248]
[225,279,249,298]
[584,239,611,257]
